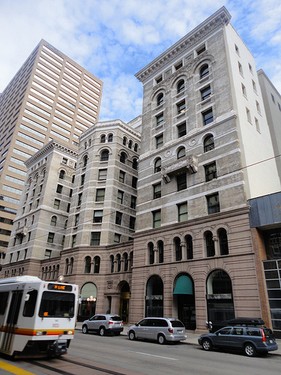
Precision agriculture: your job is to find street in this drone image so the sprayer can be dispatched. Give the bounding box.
[1,331,280,375]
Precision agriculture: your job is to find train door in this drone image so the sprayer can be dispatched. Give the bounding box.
[0,290,23,355]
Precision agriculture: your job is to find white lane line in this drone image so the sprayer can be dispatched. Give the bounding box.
[128,351,178,361]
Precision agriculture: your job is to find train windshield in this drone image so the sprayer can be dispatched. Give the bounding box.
[39,291,75,318]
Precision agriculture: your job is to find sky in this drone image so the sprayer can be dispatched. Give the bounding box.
[0,0,281,123]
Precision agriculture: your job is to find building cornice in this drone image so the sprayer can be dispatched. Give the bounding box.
[135,6,231,83]
[25,140,78,168]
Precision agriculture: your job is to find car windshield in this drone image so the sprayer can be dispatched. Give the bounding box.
[171,320,184,328]
[110,316,122,321]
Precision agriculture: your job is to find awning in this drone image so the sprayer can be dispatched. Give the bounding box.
[173,275,193,295]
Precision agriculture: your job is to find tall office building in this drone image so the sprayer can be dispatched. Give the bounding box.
[0,40,102,257]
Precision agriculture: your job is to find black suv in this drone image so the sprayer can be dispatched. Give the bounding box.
[199,325,278,356]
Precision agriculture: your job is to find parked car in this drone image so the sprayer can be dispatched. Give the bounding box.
[82,314,123,336]
[206,317,265,333]
[198,325,278,357]
[128,317,186,344]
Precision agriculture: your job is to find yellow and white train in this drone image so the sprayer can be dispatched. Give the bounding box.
[0,275,78,358]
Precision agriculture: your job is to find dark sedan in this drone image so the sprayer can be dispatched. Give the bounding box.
[198,325,278,357]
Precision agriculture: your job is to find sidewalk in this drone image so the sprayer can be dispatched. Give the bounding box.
[75,322,281,356]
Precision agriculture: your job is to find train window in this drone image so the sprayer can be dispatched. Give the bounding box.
[0,292,9,315]
[23,290,38,317]
[39,291,75,318]
[7,291,23,325]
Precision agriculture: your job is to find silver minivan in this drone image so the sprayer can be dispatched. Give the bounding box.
[128,317,186,344]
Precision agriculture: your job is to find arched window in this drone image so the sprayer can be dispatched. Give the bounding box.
[200,64,209,79]
[129,252,133,270]
[123,136,127,146]
[158,240,164,263]
[174,237,182,261]
[59,170,65,179]
[185,235,193,259]
[120,152,127,164]
[123,253,128,271]
[84,256,91,273]
[157,93,164,106]
[68,258,74,274]
[93,256,100,273]
[154,158,161,173]
[132,158,138,170]
[65,258,69,275]
[218,228,229,255]
[148,242,154,264]
[108,133,113,142]
[146,275,163,317]
[177,79,185,93]
[128,140,132,149]
[100,149,109,161]
[83,155,88,167]
[205,231,215,257]
[110,255,114,273]
[134,143,138,152]
[50,216,57,226]
[100,134,106,143]
[177,147,186,159]
[116,254,121,272]
[204,134,214,152]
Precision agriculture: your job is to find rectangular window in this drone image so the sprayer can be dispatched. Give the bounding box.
[75,214,79,226]
[207,193,220,214]
[201,85,211,101]
[204,162,217,182]
[96,188,105,202]
[81,173,85,186]
[238,62,243,76]
[119,170,125,183]
[114,233,121,243]
[174,60,183,70]
[241,83,246,97]
[129,216,136,230]
[202,108,213,125]
[45,249,52,258]
[54,199,60,209]
[132,176,138,189]
[117,190,124,204]
[178,202,188,222]
[177,122,186,138]
[77,192,82,206]
[153,183,161,199]
[91,232,101,246]
[155,75,162,84]
[71,234,76,247]
[255,117,260,133]
[246,107,252,123]
[47,232,55,243]
[196,44,206,55]
[155,134,163,149]
[56,184,63,193]
[156,113,164,127]
[153,210,161,228]
[98,169,107,180]
[130,195,137,209]
[115,211,122,225]
[177,173,187,191]
[93,210,103,223]
[176,100,186,115]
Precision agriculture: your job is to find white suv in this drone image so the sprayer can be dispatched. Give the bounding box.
[128,317,186,344]
[82,314,123,336]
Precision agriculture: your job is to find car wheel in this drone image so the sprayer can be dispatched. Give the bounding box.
[99,327,106,336]
[244,343,256,357]
[82,325,88,334]
[201,338,212,351]
[128,331,136,341]
[158,334,166,345]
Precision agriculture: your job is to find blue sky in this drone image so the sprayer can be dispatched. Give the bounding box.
[0,0,281,122]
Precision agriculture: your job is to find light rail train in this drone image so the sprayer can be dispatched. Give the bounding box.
[0,275,78,358]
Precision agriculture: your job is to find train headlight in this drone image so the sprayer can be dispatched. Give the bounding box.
[67,330,73,335]
[36,331,43,336]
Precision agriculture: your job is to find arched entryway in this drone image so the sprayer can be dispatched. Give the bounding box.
[78,282,97,321]
[145,275,163,317]
[173,274,196,329]
[119,281,130,323]
[206,269,234,325]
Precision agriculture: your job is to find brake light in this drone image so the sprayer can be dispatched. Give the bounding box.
[108,321,114,325]
[168,328,174,334]
[260,329,266,342]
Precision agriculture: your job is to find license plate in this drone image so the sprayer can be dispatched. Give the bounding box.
[177,330,183,333]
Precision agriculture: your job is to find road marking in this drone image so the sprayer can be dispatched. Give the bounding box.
[0,361,36,375]
[129,351,178,361]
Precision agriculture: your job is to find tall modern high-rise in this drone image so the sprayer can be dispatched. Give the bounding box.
[0,40,102,257]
